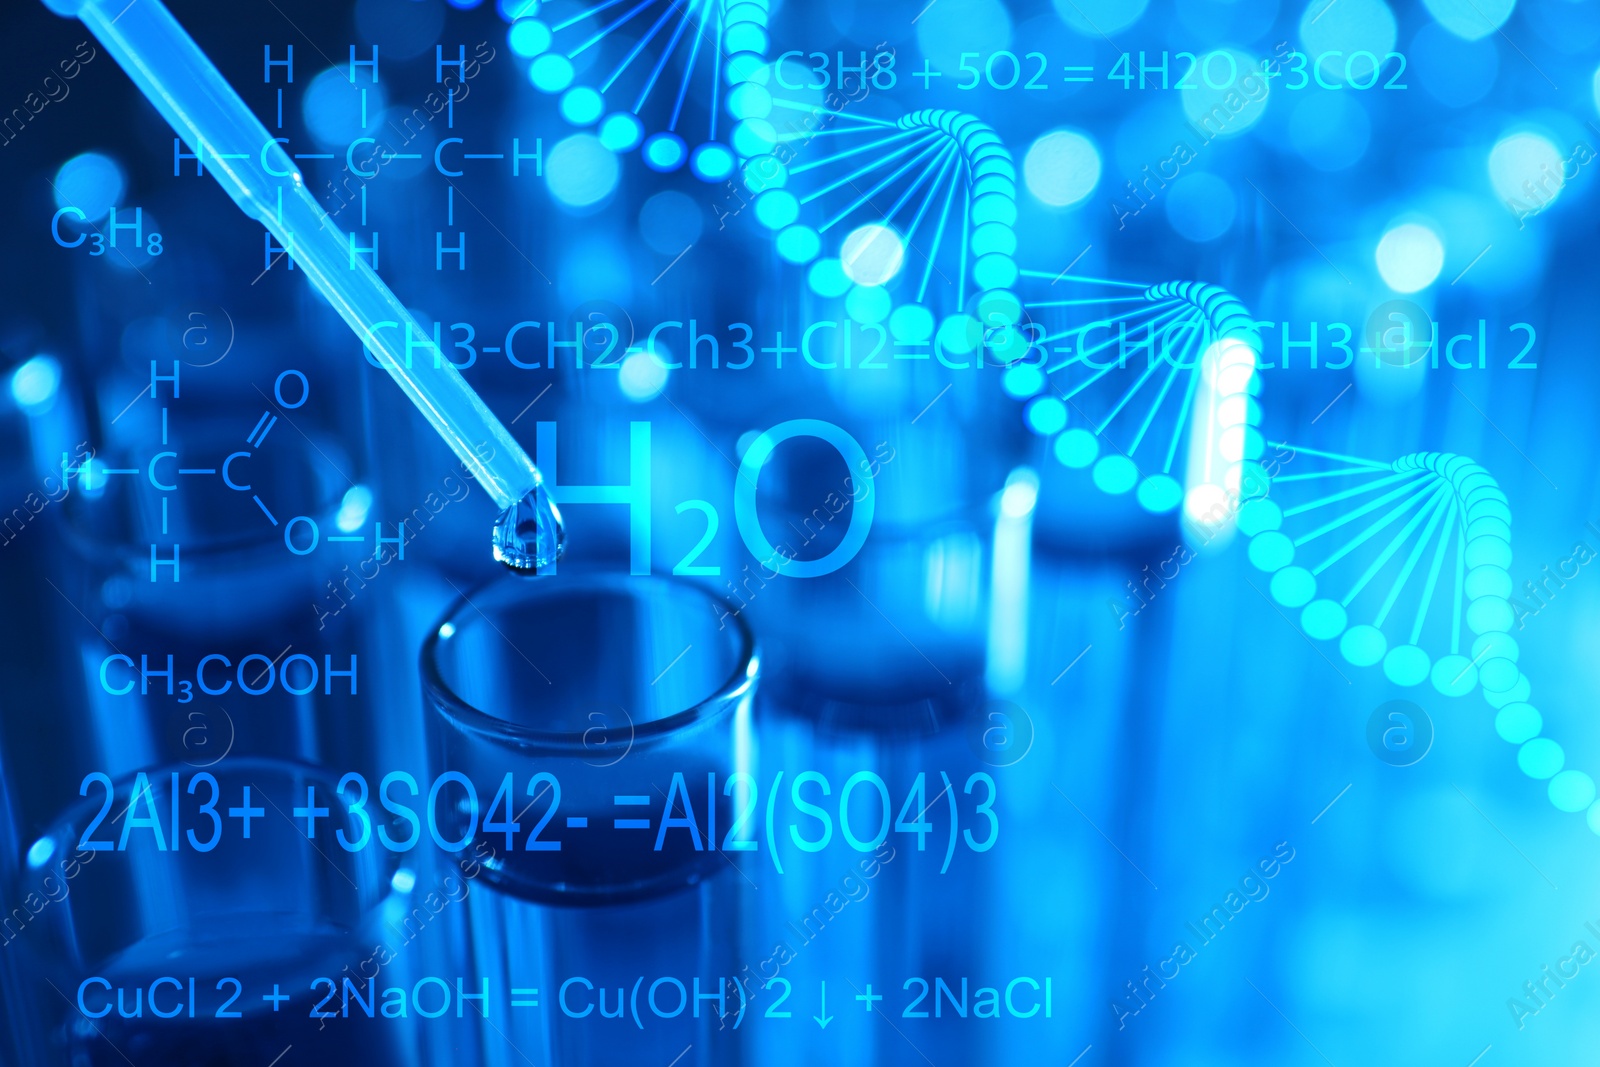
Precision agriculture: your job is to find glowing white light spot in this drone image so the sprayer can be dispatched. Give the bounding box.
[1023,129,1101,207]
[1488,131,1564,213]
[27,837,54,869]
[336,485,373,533]
[839,224,905,287]
[1423,0,1514,41]
[1375,223,1445,292]
[999,474,1039,518]
[1300,0,1397,85]
[619,347,669,401]
[546,134,620,208]
[10,355,61,415]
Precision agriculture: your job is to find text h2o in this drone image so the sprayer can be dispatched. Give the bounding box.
[674,420,892,579]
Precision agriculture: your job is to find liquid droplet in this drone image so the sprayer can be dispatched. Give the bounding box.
[492,483,566,573]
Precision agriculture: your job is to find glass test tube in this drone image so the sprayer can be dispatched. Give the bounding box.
[732,403,998,1066]
[422,574,757,1066]
[9,759,414,1067]
[45,406,375,813]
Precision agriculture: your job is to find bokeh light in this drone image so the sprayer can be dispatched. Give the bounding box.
[1422,0,1514,41]
[1488,131,1564,211]
[303,67,387,147]
[1179,48,1270,135]
[336,486,374,534]
[10,355,61,416]
[916,0,1013,73]
[839,224,906,287]
[1375,223,1445,292]
[619,347,670,401]
[546,134,620,208]
[1022,129,1101,207]
[1299,0,1397,85]
[1054,0,1149,37]
[53,152,124,222]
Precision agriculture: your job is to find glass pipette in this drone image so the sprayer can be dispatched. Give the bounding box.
[42,0,564,571]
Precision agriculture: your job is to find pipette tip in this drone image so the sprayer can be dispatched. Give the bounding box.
[492,483,567,574]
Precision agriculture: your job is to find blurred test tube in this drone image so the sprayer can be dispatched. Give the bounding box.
[422,573,757,1066]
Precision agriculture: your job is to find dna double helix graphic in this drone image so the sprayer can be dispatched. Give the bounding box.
[745,99,1021,341]
[512,0,772,177]
[502,4,1584,831]
[996,271,1578,823]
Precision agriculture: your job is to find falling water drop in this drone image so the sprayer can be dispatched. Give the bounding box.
[492,482,566,573]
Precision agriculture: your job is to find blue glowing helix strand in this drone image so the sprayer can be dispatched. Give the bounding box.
[737,92,1019,335]
[1238,446,1600,825]
[1241,447,1510,690]
[1003,275,1262,517]
[511,0,770,178]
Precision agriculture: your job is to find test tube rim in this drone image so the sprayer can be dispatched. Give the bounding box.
[420,573,758,751]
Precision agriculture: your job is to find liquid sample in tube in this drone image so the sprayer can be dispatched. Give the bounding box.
[491,483,567,573]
